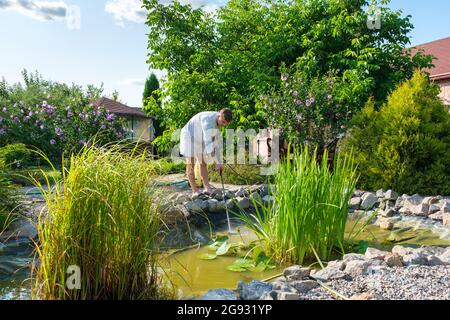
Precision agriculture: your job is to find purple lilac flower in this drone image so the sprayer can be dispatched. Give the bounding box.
[55,127,64,136]
[292,91,299,97]
[24,116,30,121]
[0,128,6,135]
[2,107,7,112]
[101,125,106,130]
[28,111,33,117]
[79,139,86,146]
[306,99,311,108]
[13,116,19,122]
[20,109,24,114]
[42,101,48,107]
[67,111,74,118]
[294,99,302,106]
[309,96,315,104]
[106,113,115,121]
[50,139,56,145]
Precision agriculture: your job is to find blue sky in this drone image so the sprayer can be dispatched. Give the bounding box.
[1,0,449,109]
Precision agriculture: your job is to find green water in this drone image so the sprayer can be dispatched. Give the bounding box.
[161,229,285,298]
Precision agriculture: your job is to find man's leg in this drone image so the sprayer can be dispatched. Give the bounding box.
[197,155,213,194]
[186,157,199,194]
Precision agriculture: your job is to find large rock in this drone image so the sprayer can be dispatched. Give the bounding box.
[381,208,395,218]
[391,245,415,257]
[283,266,311,281]
[438,248,450,265]
[365,247,389,260]
[427,255,445,266]
[236,197,251,210]
[184,199,207,212]
[274,291,301,300]
[350,292,384,300]
[202,288,239,300]
[428,212,443,221]
[343,253,366,262]
[207,198,220,212]
[399,203,429,216]
[443,212,450,227]
[402,253,428,266]
[326,260,346,271]
[235,187,249,198]
[238,280,273,300]
[384,190,398,201]
[290,280,319,294]
[376,189,385,198]
[271,279,296,292]
[344,260,371,277]
[428,204,441,215]
[349,197,361,210]
[312,267,348,282]
[384,253,403,267]
[379,220,394,230]
[360,192,378,210]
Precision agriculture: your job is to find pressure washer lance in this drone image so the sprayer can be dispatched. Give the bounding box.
[219,169,235,235]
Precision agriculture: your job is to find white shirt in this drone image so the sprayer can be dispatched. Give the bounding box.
[180,111,222,163]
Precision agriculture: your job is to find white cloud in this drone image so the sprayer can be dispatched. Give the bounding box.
[0,0,80,30]
[105,0,226,27]
[117,78,146,86]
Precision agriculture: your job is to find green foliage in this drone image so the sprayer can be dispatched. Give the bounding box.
[0,143,35,169]
[33,144,167,299]
[0,158,20,231]
[143,0,432,151]
[208,163,266,185]
[236,145,358,264]
[7,166,61,186]
[341,71,450,195]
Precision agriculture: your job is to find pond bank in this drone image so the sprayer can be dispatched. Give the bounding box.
[199,245,450,300]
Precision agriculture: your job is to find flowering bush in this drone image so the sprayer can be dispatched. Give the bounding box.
[0,100,128,164]
[262,67,352,150]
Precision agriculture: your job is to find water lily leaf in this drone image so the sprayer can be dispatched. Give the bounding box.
[233,258,255,269]
[197,253,217,260]
[248,261,267,273]
[216,242,232,256]
[215,235,229,243]
[226,264,247,272]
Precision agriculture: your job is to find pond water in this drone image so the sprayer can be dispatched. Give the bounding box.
[1,214,449,300]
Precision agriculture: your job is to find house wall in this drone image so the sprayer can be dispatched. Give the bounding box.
[134,117,153,142]
[436,79,450,106]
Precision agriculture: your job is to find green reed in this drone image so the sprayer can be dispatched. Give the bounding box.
[238,145,358,264]
[32,144,167,299]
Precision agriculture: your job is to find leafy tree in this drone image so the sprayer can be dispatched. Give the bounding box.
[143,0,433,151]
[340,71,450,195]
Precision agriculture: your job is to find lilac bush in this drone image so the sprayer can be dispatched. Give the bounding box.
[0,100,128,164]
[262,68,353,150]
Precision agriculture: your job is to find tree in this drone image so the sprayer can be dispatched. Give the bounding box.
[143,0,433,151]
[142,73,164,139]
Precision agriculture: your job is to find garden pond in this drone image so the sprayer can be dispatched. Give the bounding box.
[1,212,449,300]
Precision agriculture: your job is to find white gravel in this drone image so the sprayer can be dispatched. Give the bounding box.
[301,265,450,300]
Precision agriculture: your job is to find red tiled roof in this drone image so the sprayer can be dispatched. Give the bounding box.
[411,36,450,81]
[95,97,148,118]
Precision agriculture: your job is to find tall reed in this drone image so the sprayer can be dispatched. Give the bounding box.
[32,144,165,299]
[238,145,358,264]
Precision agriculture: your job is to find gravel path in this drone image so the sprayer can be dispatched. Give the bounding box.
[302,265,450,300]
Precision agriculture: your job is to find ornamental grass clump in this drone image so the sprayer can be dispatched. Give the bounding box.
[32,144,164,299]
[238,145,358,265]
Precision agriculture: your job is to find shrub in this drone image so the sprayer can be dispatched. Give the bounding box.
[236,145,358,264]
[0,159,20,231]
[0,143,35,169]
[340,71,450,195]
[33,145,166,299]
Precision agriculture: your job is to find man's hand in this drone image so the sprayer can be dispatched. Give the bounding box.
[216,163,223,175]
